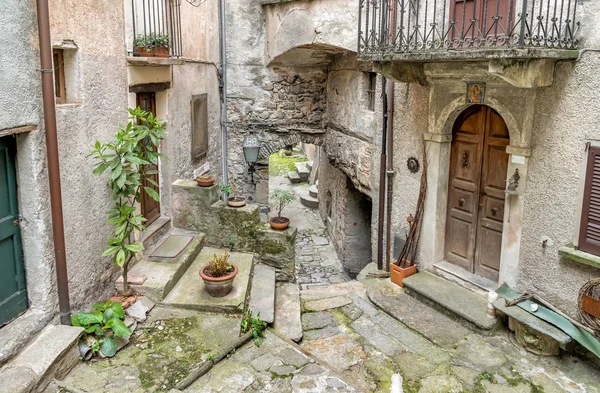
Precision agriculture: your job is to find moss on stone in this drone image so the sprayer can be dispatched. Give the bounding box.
[268,152,308,176]
[403,379,422,393]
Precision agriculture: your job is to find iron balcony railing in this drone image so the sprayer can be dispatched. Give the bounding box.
[131,0,183,58]
[358,0,580,57]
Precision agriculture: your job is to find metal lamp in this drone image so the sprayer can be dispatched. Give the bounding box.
[242,133,261,181]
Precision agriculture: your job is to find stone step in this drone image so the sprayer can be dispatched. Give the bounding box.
[300,192,318,209]
[141,215,171,253]
[274,283,303,342]
[294,161,310,180]
[402,271,498,331]
[433,261,497,296]
[0,324,83,393]
[306,160,313,170]
[308,184,318,199]
[248,264,276,324]
[287,171,303,184]
[162,247,254,313]
[116,230,205,302]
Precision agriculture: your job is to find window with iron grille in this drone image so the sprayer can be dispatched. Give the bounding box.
[367,73,376,111]
[53,49,65,104]
[191,94,208,161]
[579,146,600,256]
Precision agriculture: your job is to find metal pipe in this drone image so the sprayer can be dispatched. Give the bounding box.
[385,80,395,272]
[218,0,229,185]
[35,0,71,325]
[377,77,388,271]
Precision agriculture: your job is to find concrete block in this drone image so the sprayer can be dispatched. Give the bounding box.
[172,180,221,231]
[248,264,276,323]
[274,283,303,342]
[294,162,310,179]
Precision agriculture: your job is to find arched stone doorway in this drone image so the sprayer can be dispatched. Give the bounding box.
[445,105,510,282]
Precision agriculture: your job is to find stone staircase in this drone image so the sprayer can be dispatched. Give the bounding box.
[0,324,83,393]
[287,161,311,184]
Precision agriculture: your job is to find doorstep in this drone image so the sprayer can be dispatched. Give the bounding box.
[433,261,497,296]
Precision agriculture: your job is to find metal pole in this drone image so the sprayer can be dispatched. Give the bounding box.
[35,0,71,325]
[218,0,229,185]
[377,77,388,271]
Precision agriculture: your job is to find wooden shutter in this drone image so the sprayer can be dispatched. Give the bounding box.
[579,146,600,255]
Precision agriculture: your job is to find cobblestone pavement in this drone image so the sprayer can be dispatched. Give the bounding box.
[268,175,351,288]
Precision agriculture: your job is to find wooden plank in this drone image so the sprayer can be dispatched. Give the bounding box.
[582,295,600,319]
[0,125,37,138]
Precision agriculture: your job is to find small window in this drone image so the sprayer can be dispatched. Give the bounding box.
[367,73,377,111]
[53,49,66,104]
[579,146,600,256]
[191,94,208,161]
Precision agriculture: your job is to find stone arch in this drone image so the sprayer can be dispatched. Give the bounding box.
[435,96,522,147]
[258,131,325,160]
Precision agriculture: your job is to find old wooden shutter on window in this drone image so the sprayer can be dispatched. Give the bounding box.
[579,146,600,255]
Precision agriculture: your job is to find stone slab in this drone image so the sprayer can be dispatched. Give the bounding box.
[294,161,310,178]
[0,366,37,393]
[288,171,303,183]
[11,324,83,392]
[274,283,303,342]
[403,271,497,330]
[363,273,470,347]
[162,247,254,313]
[116,231,205,301]
[308,184,318,198]
[493,298,571,345]
[300,193,319,209]
[300,281,366,301]
[248,264,276,323]
[304,295,353,312]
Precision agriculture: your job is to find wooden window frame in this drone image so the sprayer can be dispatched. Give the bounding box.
[579,146,600,256]
[191,94,209,161]
[53,49,66,104]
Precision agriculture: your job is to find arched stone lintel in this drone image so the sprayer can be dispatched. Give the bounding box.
[258,131,325,159]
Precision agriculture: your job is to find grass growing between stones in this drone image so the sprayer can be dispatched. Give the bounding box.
[268,152,308,176]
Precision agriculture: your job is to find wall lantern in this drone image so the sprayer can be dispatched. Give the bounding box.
[242,133,261,181]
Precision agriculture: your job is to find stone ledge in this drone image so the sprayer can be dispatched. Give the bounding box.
[558,246,600,270]
[360,48,579,63]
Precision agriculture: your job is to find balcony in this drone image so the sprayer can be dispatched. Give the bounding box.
[127,0,183,59]
[358,0,581,63]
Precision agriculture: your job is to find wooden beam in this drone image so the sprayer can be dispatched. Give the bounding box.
[129,82,171,93]
[0,125,37,138]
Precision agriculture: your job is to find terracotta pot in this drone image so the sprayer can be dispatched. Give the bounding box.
[136,46,169,58]
[196,176,215,187]
[269,217,290,230]
[284,151,293,156]
[199,263,238,298]
[390,263,417,288]
[227,197,246,208]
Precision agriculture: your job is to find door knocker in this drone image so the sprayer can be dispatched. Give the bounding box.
[461,151,469,168]
[458,198,465,207]
[491,207,498,217]
[407,157,420,173]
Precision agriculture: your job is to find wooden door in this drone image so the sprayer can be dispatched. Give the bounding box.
[0,137,27,326]
[450,0,513,42]
[445,106,509,282]
[137,93,160,226]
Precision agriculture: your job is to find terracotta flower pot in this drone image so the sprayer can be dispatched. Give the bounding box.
[390,263,417,288]
[227,197,246,208]
[269,217,290,230]
[136,46,169,58]
[284,151,292,156]
[196,176,215,187]
[199,263,238,298]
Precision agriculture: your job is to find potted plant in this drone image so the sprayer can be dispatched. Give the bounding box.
[269,188,295,230]
[196,173,216,187]
[199,252,238,297]
[134,34,170,58]
[284,149,293,157]
[221,174,246,208]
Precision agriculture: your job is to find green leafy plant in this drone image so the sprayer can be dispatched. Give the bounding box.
[134,34,171,52]
[240,310,267,346]
[71,301,132,358]
[271,188,295,218]
[205,252,234,278]
[220,184,234,198]
[226,234,237,251]
[90,107,167,296]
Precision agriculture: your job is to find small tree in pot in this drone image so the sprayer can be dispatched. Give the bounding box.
[199,252,238,297]
[221,173,246,208]
[269,188,295,230]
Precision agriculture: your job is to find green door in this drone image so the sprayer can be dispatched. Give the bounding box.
[0,136,27,325]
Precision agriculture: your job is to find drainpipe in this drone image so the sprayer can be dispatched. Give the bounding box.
[377,77,388,271]
[218,0,229,185]
[385,81,395,272]
[36,0,71,325]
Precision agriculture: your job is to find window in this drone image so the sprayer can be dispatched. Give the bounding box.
[579,146,600,255]
[53,49,65,104]
[191,94,208,161]
[367,72,377,111]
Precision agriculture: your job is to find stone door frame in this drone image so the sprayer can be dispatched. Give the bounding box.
[418,82,535,288]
